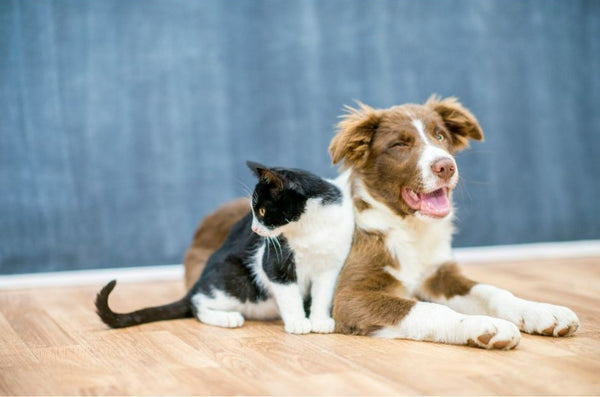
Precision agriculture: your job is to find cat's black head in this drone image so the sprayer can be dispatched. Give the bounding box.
[246,161,309,238]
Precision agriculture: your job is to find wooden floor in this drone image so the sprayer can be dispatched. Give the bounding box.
[1,257,599,396]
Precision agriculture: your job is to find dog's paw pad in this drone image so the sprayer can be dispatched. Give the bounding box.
[477,333,494,345]
[541,324,557,335]
[557,324,578,337]
[493,340,511,349]
[463,317,520,350]
[519,303,579,337]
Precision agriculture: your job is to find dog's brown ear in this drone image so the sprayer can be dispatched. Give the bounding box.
[329,102,381,168]
[426,95,484,151]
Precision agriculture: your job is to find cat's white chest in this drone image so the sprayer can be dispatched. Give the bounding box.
[287,197,354,269]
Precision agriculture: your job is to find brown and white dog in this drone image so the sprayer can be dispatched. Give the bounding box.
[184,96,579,349]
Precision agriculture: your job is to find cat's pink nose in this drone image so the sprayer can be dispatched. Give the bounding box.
[252,226,258,233]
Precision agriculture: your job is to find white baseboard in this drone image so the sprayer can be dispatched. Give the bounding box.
[453,240,600,263]
[0,264,184,290]
[1,240,598,290]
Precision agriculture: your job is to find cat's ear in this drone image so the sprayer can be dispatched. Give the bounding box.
[329,102,381,169]
[246,161,268,178]
[246,161,284,190]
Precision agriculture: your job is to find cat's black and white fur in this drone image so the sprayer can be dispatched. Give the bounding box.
[95,161,354,334]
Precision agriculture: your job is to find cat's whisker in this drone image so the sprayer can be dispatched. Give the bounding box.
[272,236,283,261]
[264,236,273,261]
[271,236,281,262]
[266,237,273,261]
[236,180,258,203]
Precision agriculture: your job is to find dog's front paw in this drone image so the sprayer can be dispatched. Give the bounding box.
[310,317,335,333]
[517,302,579,337]
[461,316,521,350]
[284,318,312,334]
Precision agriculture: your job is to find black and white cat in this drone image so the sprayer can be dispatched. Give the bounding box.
[95,161,354,334]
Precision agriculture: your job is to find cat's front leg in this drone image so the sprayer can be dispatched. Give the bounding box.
[270,283,312,334]
[309,269,339,333]
[420,263,580,337]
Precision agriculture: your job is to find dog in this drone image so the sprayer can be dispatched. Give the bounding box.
[184,96,579,349]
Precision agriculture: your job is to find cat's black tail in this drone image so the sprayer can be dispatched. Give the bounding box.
[95,280,193,328]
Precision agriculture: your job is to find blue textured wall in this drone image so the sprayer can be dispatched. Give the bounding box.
[1,1,599,274]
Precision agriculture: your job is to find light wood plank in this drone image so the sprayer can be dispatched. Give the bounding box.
[0,257,599,395]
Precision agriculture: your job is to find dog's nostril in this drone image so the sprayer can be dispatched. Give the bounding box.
[431,158,456,179]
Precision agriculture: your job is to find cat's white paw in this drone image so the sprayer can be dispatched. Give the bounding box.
[222,312,245,328]
[284,318,312,334]
[310,317,335,333]
[198,310,245,328]
[515,302,579,337]
[460,316,521,350]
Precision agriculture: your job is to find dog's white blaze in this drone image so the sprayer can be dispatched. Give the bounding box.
[411,119,429,144]
[411,118,459,191]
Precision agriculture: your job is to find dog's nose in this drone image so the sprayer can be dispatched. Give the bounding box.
[431,158,456,180]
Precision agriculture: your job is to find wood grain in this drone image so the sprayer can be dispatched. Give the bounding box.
[1,257,599,395]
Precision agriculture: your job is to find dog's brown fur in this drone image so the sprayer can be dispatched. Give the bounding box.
[330,97,482,219]
[330,96,483,334]
[332,228,416,335]
[421,262,477,299]
[183,198,248,289]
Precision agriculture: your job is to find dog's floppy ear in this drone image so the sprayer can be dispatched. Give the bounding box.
[329,102,381,169]
[426,95,484,152]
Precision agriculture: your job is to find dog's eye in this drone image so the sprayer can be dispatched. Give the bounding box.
[436,133,444,141]
[258,207,266,217]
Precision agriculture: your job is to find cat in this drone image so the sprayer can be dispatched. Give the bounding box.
[95,161,354,334]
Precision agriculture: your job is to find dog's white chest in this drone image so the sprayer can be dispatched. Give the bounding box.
[382,218,454,296]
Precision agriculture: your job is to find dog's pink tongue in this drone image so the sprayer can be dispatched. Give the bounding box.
[419,189,450,218]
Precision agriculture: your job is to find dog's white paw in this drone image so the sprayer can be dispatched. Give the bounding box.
[516,302,579,337]
[284,318,312,334]
[460,316,521,350]
[310,317,335,333]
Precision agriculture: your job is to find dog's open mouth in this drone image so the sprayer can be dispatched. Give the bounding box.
[401,187,451,218]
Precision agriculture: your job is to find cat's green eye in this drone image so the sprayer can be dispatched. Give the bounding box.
[258,207,266,217]
[436,133,444,141]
